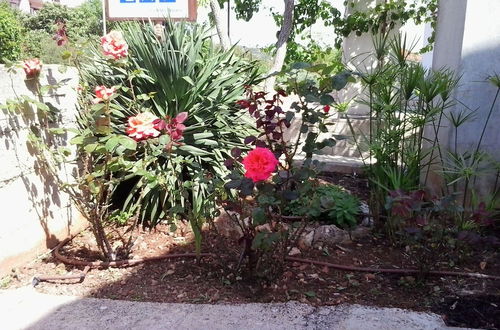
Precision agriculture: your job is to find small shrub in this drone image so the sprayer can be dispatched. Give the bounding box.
[285,184,360,228]
[0,2,23,63]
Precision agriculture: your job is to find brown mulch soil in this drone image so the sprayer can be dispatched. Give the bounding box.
[2,173,499,329]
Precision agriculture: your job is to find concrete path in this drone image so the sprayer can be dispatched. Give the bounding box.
[1,286,465,330]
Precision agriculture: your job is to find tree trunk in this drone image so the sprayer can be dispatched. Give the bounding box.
[209,0,231,51]
[264,0,295,92]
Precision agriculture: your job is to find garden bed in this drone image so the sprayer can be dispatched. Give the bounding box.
[2,174,499,329]
[4,225,499,328]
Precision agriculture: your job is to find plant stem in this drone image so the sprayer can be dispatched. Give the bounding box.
[474,87,500,156]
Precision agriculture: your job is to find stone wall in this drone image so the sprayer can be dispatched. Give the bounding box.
[0,64,86,276]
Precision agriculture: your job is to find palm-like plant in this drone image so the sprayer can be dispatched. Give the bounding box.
[79,21,260,228]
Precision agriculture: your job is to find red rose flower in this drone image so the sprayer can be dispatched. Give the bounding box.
[323,105,331,113]
[22,58,42,78]
[165,112,188,142]
[101,30,128,60]
[242,147,279,182]
[93,85,116,104]
[126,112,161,141]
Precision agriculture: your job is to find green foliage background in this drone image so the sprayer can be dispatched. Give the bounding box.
[0,1,23,63]
[0,0,104,63]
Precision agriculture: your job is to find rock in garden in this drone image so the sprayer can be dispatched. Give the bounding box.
[298,227,315,249]
[312,225,350,247]
[214,210,243,240]
[359,201,374,227]
[288,247,301,256]
[350,226,371,239]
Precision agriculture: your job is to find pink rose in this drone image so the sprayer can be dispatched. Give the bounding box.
[93,85,116,104]
[22,58,42,78]
[242,147,279,182]
[126,112,161,141]
[101,30,128,60]
[166,112,188,142]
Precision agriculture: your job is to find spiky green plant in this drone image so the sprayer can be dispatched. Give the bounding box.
[79,21,260,227]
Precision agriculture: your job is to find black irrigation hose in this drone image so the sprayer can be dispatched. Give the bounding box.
[33,236,500,286]
[285,256,500,280]
[32,237,215,286]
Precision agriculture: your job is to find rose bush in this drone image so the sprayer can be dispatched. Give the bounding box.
[222,62,350,278]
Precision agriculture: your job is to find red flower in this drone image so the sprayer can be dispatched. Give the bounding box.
[101,30,128,60]
[236,100,250,108]
[22,58,42,78]
[126,112,161,141]
[53,22,68,46]
[323,105,331,113]
[93,85,116,104]
[242,147,279,182]
[165,112,188,142]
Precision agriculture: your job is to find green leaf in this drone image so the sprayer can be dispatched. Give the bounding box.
[304,291,316,298]
[105,136,120,151]
[332,72,352,91]
[84,143,99,153]
[305,94,319,103]
[224,179,241,190]
[70,136,84,145]
[291,62,311,70]
[118,136,137,150]
[61,51,72,60]
[320,94,335,105]
[159,134,171,146]
[91,103,105,111]
[285,111,295,123]
[305,64,326,72]
[252,207,266,225]
[283,190,299,201]
[48,128,65,135]
[182,76,195,86]
[240,178,255,196]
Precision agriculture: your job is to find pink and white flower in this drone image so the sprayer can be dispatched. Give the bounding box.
[101,30,128,60]
[126,112,161,141]
[93,85,116,104]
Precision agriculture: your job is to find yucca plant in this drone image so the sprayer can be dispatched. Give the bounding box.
[78,21,261,229]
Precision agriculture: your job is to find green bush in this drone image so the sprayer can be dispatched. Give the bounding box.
[0,2,23,63]
[21,30,72,64]
[24,1,102,40]
[20,1,102,63]
[285,184,360,228]
[79,21,260,227]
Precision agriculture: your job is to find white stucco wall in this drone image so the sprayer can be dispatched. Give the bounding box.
[426,0,500,195]
[0,65,86,276]
[452,1,500,156]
